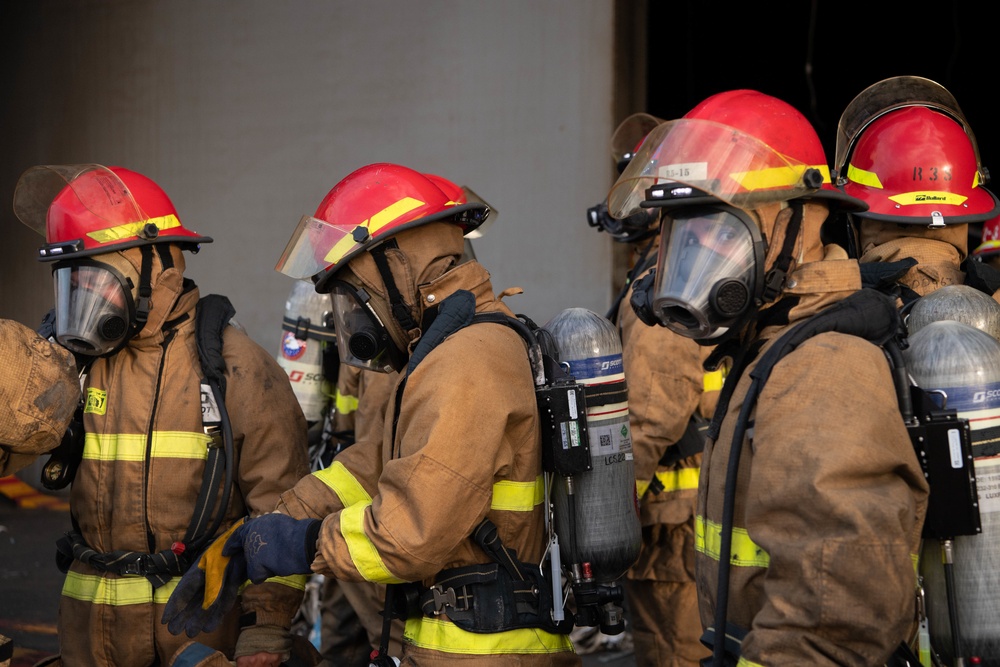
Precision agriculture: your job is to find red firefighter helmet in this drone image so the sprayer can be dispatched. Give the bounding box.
[275,163,489,291]
[608,90,863,217]
[973,215,1000,258]
[14,164,212,261]
[423,172,497,240]
[842,106,1000,225]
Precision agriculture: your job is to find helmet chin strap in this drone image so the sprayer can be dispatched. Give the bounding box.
[761,201,804,303]
[370,241,419,333]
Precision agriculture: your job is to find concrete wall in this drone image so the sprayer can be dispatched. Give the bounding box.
[0,0,617,352]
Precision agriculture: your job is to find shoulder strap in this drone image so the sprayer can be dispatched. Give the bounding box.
[186,294,238,555]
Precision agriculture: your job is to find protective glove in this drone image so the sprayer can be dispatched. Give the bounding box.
[223,512,321,584]
[161,518,249,637]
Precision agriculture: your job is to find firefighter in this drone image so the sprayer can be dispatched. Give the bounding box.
[834,75,1000,305]
[162,163,580,666]
[588,112,716,666]
[611,90,928,665]
[0,319,80,477]
[12,164,311,666]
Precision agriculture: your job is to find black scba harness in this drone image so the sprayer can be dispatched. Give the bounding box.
[702,288,981,667]
[52,294,239,588]
[371,290,596,664]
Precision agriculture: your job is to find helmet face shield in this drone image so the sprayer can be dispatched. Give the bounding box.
[329,282,403,373]
[53,261,135,356]
[608,119,825,220]
[276,215,362,281]
[651,206,763,340]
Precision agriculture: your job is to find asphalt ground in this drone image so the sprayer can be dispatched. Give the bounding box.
[0,475,636,667]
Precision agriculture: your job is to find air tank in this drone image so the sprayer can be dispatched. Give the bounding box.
[542,307,642,583]
[905,319,1000,665]
[906,284,1000,340]
[276,279,334,423]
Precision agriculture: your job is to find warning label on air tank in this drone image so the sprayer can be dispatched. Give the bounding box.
[588,419,633,464]
[974,458,1000,514]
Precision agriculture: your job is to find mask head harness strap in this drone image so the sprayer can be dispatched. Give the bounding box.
[370,240,419,333]
[133,245,157,330]
[761,200,805,304]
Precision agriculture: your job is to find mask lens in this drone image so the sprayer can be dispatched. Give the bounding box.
[652,208,757,338]
[329,283,397,373]
[53,263,133,356]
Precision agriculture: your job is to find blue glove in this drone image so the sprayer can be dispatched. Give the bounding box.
[161,518,249,637]
[222,512,321,584]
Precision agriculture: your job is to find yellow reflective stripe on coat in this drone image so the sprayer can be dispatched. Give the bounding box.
[695,515,770,568]
[637,467,700,498]
[704,369,725,392]
[339,502,405,584]
[82,431,212,461]
[736,658,765,667]
[62,571,179,605]
[63,571,305,605]
[491,476,544,511]
[313,460,372,507]
[334,389,359,415]
[404,616,574,655]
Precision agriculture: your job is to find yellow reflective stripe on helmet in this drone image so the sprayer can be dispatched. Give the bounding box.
[334,389,359,415]
[704,369,725,392]
[491,476,545,512]
[82,432,212,461]
[403,616,574,655]
[695,515,769,568]
[313,460,372,507]
[847,163,883,189]
[62,571,179,605]
[63,570,304,606]
[86,214,182,244]
[323,197,425,265]
[733,164,831,192]
[339,502,405,584]
[889,191,969,207]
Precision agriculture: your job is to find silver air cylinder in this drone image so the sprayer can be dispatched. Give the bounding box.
[276,279,333,423]
[543,307,642,583]
[906,320,1000,665]
[907,284,1000,341]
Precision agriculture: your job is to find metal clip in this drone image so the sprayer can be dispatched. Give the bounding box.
[204,425,223,449]
[429,585,457,615]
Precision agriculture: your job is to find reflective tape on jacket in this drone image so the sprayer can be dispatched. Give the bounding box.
[490,475,545,512]
[704,369,725,393]
[637,467,700,498]
[313,460,372,507]
[403,616,574,655]
[339,501,406,584]
[334,389,359,416]
[333,473,544,584]
[695,515,770,568]
[82,431,211,461]
[63,570,305,606]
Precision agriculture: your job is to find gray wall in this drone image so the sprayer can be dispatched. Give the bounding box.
[0,1,619,353]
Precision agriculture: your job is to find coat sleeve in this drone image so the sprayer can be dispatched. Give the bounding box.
[740,332,927,666]
[620,297,705,488]
[220,327,312,629]
[312,325,529,584]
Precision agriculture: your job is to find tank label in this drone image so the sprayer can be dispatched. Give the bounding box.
[924,383,1000,438]
[588,418,633,463]
[974,458,1000,514]
[565,354,624,380]
[280,331,308,360]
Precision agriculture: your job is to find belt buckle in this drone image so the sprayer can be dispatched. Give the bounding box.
[429,585,457,615]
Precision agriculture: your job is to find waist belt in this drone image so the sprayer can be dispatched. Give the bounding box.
[418,560,571,635]
[56,529,192,589]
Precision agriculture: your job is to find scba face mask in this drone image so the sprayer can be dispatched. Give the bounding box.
[648,206,765,341]
[329,281,406,373]
[52,260,136,356]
